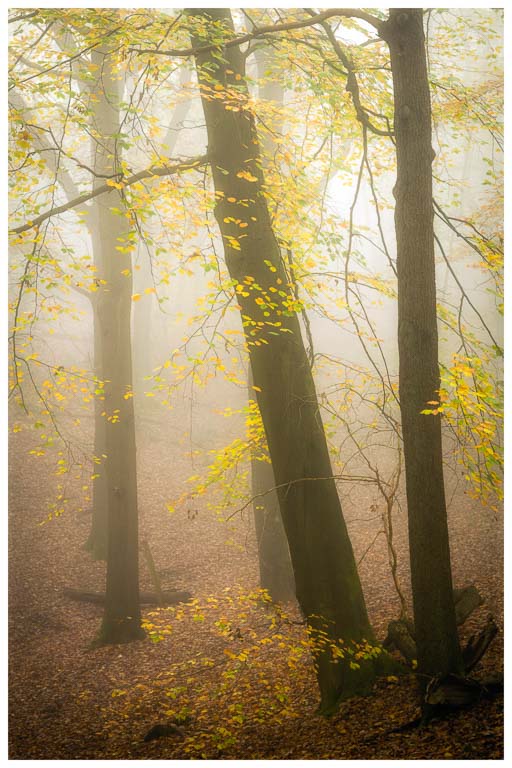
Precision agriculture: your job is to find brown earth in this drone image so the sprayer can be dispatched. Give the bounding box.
[8,407,503,760]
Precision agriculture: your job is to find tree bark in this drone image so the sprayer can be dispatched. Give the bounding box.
[250,366,295,603]
[84,282,109,560]
[90,48,144,644]
[190,9,391,710]
[248,53,295,601]
[380,9,463,680]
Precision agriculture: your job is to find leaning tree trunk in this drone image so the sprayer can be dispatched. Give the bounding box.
[91,48,143,644]
[249,367,295,602]
[190,8,392,711]
[250,43,295,603]
[380,9,463,680]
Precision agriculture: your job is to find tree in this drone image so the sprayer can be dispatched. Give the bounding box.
[249,370,295,603]
[8,15,143,640]
[380,9,464,680]
[9,31,109,562]
[88,43,144,644]
[8,5,501,710]
[250,39,295,603]
[131,64,193,401]
[188,8,393,711]
[9,10,207,642]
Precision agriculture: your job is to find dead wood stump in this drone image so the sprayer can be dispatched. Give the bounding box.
[383,584,484,664]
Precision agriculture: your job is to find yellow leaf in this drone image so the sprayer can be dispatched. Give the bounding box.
[131,293,142,301]
[236,170,258,182]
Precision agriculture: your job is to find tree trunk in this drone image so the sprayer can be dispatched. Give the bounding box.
[84,295,108,560]
[132,249,154,399]
[252,447,295,602]
[90,48,143,644]
[131,65,192,401]
[381,9,463,679]
[250,366,295,603]
[249,40,295,604]
[190,9,390,710]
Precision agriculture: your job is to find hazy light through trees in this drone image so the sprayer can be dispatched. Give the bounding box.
[8,7,503,759]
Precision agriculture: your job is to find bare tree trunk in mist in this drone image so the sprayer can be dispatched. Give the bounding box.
[84,295,109,560]
[11,70,108,563]
[131,65,193,401]
[381,9,463,683]
[90,49,143,644]
[131,250,153,401]
[190,8,395,712]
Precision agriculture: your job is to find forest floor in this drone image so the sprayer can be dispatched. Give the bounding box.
[8,408,504,760]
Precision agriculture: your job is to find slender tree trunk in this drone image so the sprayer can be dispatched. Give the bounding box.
[381,9,463,679]
[190,9,391,710]
[89,63,193,557]
[91,48,143,644]
[131,65,192,401]
[11,86,109,562]
[132,250,153,399]
[84,295,108,560]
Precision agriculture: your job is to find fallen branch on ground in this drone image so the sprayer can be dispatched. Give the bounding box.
[63,587,192,606]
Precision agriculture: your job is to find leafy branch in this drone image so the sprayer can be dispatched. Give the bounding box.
[10,155,209,235]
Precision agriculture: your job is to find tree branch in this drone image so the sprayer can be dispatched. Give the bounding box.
[132,9,382,58]
[10,155,209,235]
[433,231,502,354]
[10,92,83,203]
[310,11,393,138]
[9,11,39,24]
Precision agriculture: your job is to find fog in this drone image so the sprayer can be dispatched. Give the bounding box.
[8,8,503,759]
[8,7,503,539]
